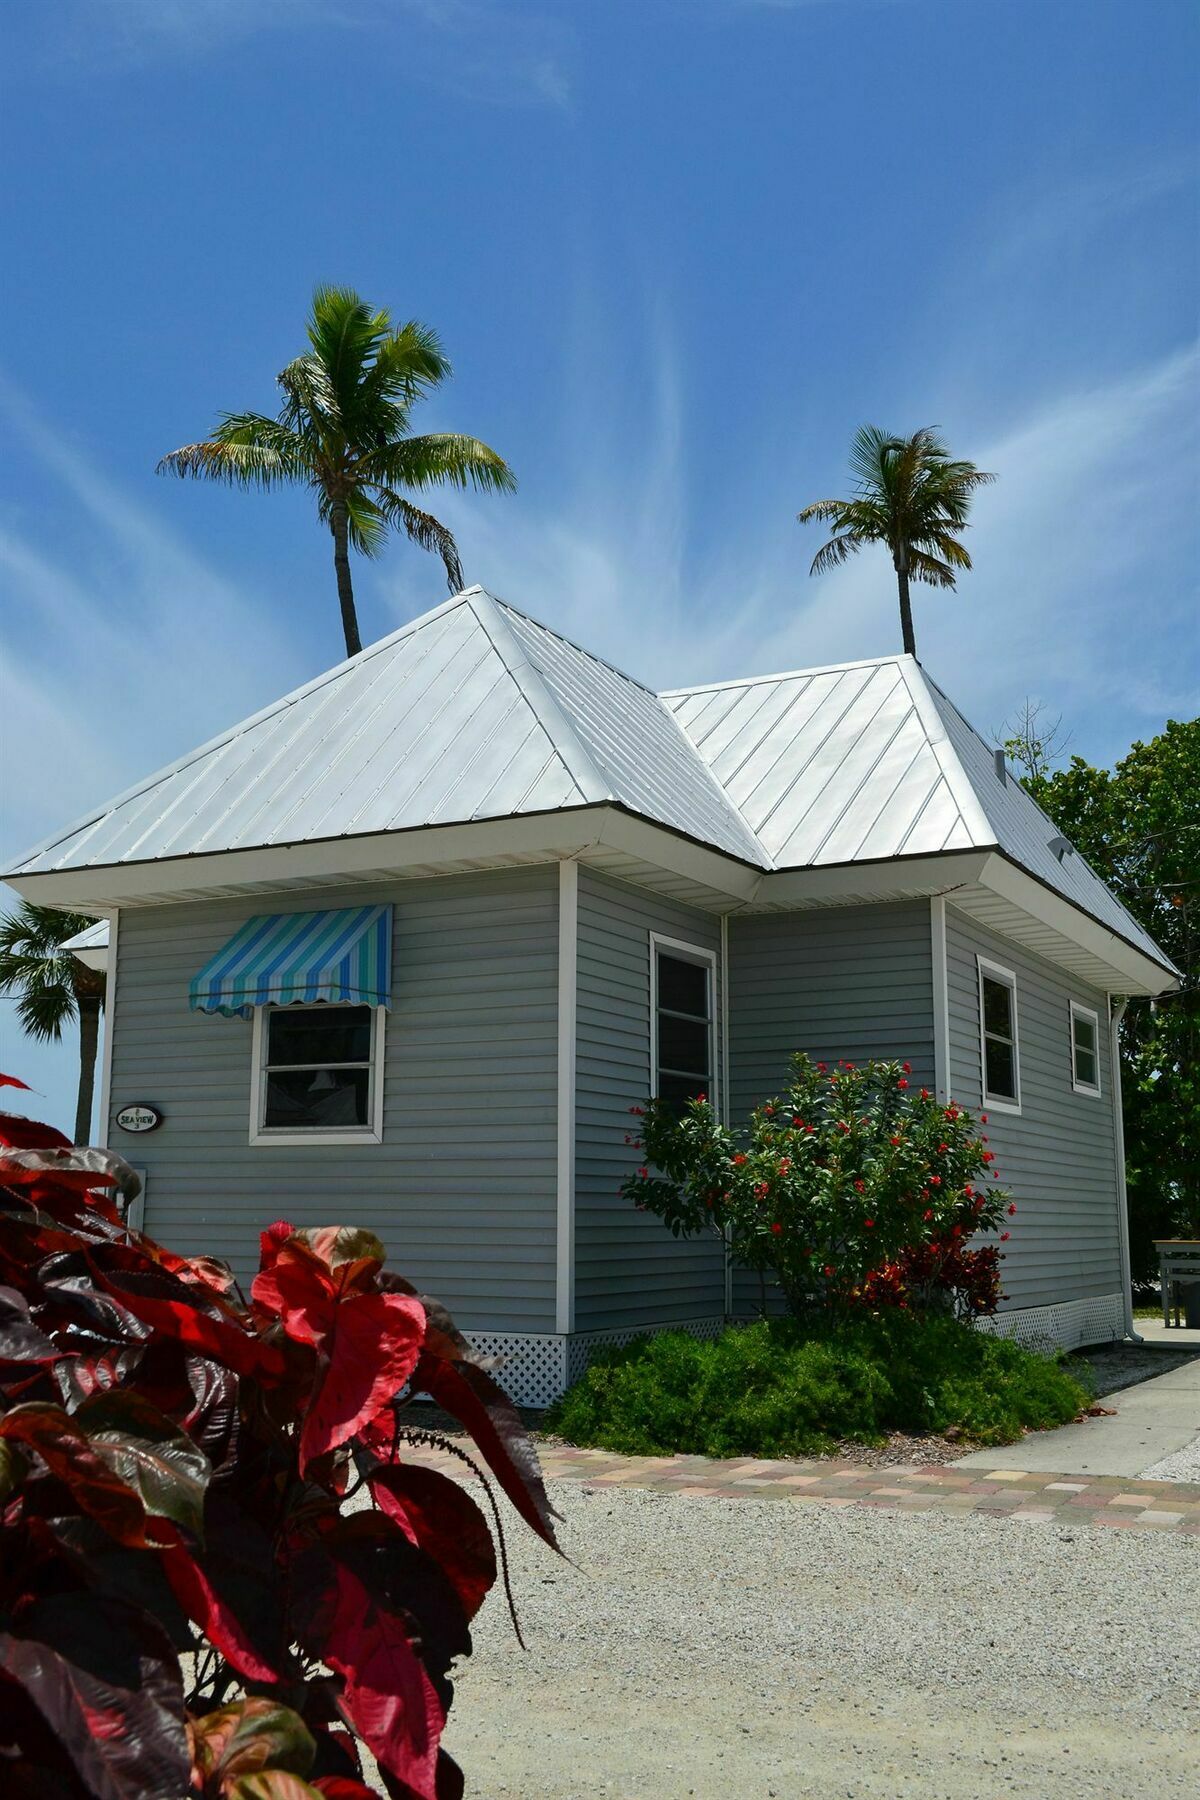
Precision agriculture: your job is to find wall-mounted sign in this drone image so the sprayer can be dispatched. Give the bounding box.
[115,1103,162,1135]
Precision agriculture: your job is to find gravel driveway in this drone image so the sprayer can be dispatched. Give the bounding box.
[445,1483,1199,1800]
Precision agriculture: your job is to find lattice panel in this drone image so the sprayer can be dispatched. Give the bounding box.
[979,1293,1124,1354]
[566,1316,726,1387]
[462,1333,568,1408]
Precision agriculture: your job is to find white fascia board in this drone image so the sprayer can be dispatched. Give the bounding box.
[979,852,1178,996]
[7,805,763,912]
[754,851,991,910]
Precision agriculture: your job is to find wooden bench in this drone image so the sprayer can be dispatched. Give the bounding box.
[1153,1239,1200,1327]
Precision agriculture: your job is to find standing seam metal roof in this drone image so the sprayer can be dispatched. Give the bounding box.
[8,587,1174,975]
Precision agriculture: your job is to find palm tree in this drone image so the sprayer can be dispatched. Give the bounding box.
[0,903,106,1145]
[798,426,995,658]
[159,286,516,659]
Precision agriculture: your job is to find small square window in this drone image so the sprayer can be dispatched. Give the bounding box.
[1070,1002,1101,1096]
[977,959,1020,1110]
[252,1003,383,1143]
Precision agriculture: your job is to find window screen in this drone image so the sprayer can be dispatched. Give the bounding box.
[261,1004,375,1130]
[1071,1005,1100,1093]
[654,950,712,1112]
[980,969,1019,1104]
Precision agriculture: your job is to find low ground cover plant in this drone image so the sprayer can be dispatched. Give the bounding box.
[547,1314,1091,1458]
[623,1055,1013,1317]
[0,1075,559,1800]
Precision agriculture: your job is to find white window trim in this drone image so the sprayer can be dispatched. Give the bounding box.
[249,1002,385,1146]
[976,955,1021,1114]
[1069,999,1103,1097]
[649,932,718,1104]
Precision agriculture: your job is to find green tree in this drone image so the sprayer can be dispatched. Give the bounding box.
[159,286,516,659]
[1011,719,1200,1277]
[798,426,994,658]
[0,903,106,1145]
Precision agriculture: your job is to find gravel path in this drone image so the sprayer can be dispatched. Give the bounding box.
[446,1482,1199,1800]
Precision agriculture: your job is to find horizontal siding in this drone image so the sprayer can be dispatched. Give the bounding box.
[109,868,559,1331]
[945,907,1120,1313]
[574,868,725,1331]
[727,901,936,1316]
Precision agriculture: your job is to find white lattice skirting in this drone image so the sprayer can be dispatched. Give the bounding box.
[979,1292,1125,1353]
[463,1318,726,1408]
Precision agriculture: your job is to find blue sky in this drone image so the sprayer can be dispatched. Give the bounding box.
[2,0,1197,1132]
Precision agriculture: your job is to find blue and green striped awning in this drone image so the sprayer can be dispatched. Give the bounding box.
[189,906,393,1017]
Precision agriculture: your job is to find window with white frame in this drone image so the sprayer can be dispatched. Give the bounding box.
[650,936,715,1114]
[1070,1001,1101,1096]
[251,1003,384,1143]
[977,957,1020,1110]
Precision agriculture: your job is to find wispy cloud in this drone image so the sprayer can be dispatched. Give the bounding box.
[25,0,574,109]
[0,377,310,863]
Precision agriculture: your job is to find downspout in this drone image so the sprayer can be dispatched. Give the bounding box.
[1109,997,1142,1344]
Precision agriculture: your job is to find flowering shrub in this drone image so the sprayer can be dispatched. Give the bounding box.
[0,1075,559,1800]
[622,1055,1013,1318]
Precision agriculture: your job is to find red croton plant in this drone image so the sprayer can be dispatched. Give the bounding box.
[0,1075,560,1800]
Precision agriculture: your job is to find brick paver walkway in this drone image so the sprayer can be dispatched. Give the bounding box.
[411,1439,1200,1536]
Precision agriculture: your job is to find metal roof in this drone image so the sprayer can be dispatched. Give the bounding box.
[9,587,1172,976]
[59,921,110,953]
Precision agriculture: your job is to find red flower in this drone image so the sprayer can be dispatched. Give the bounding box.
[777,1158,792,1175]
[817,1062,828,1073]
[763,1104,775,1116]
[920,1088,931,1100]
[792,1116,804,1128]
[837,1120,850,1133]
[937,1143,948,1154]
[629,1105,644,1116]
[930,1176,942,1187]
[923,1208,933,1221]
[733,1153,747,1166]
[1000,1230,1010,1242]
[638,1166,648,1179]
[864,1218,875,1229]
[890,1135,902,1146]
[806,1124,815,1134]
[771,1222,782,1235]
[902,1061,912,1074]
[823,1265,835,1277]
[695,1092,707,1104]
[981,1113,988,1124]
[897,1078,909,1089]
[753,1181,770,1200]
[1007,1202,1017,1216]
[982,1150,995,1163]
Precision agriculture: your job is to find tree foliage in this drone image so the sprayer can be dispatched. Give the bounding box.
[0,903,105,1145]
[159,287,516,657]
[0,1075,560,1800]
[623,1056,1013,1318]
[1014,718,1200,1271]
[798,426,994,657]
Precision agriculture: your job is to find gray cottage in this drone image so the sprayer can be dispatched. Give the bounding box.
[11,588,1177,1401]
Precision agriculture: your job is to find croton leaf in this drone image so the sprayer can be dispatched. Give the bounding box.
[88,1247,288,1381]
[74,1388,211,1542]
[410,1338,560,1551]
[0,1592,188,1800]
[226,1776,327,1800]
[312,1779,386,1799]
[0,1402,153,1547]
[0,1285,60,1365]
[299,1292,425,1474]
[189,1696,315,1786]
[161,1542,280,1683]
[366,1464,496,1622]
[0,1073,32,1090]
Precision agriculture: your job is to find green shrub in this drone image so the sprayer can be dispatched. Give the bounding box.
[546,1315,1091,1456]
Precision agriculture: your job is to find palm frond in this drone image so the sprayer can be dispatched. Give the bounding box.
[158,416,312,488]
[908,549,960,589]
[365,432,517,494]
[0,903,102,1043]
[808,532,869,578]
[375,489,464,591]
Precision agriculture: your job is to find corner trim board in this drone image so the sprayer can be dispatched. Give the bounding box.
[556,858,579,1334]
[931,896,950,1100]
[96,908,119,1147]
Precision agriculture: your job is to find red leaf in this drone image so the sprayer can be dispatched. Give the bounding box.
[0,1403,152,1547]
[161,1544,279,1683]
[89,1249,288,1382]
[314,1779,385,1799]
[410,1341,560,1551]
[300,1292,425,1475]
[0,1073,32,1090]
[367,1465,495,1622]
[252,1239,336,1348]
[0,1108,69,1150]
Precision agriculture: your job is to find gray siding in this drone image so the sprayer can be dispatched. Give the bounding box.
[727,901,937,1314]
[573,868,725,1331]
[945,907,1120,1311]
[108,869,559,1331]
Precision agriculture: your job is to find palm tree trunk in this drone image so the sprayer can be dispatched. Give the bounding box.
[895,556,917,658]
[74,996,102,1146]
[330,501,363,659]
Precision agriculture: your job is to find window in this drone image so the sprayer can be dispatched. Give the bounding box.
[1070,1001,1102,1096]
[977,957,1020,1111]
[251,1003,384,1144]
[650,935,715,1114]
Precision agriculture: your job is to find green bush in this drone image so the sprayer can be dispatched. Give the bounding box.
[546,1315,1092,1456]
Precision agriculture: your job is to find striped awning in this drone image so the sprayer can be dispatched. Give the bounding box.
[189,906,393,1017]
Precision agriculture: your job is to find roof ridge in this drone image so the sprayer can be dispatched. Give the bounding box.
[487,592,661,696]
[466,591,610,805]
[660,651,913,699]
[895,661,995,848]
